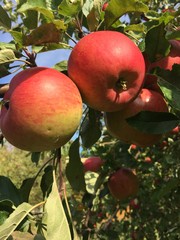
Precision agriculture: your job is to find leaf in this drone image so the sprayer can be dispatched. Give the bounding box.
[23,23,62,46]
[80,108,102,148]
[66,138,86,192]
[58,0,82,17]
[40,165,53,198]
[0,202,44,240]
[84,172,99,194]
[42,171,71,240]
[0,6,11,29]
[145,22,170,62]
[19,178,35,202]
[0,49,17,64]
[158,77,180,111]
[166,29,180,40]
[9,31,24,49]
[0,211,9,226]
[151,179,179,201]
[155,64,180,89]
[31,152,41,165]
[104,0,148,28]
[0,176,22,207]
[18,0,54,20]
[53,60,68,72]
[23,10,38,30]
[83,0,101,31]
[126,111,179,134]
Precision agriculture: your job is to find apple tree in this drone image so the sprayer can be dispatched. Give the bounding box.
[0,0,180,239]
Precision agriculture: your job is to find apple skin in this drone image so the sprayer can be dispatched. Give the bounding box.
[68,31,145,112]
[108,168,139,201]
[0,67,82,152]
[102,2,108,11]
[83,156,104,172]
[104,89,169,147]
[149,40,180,71]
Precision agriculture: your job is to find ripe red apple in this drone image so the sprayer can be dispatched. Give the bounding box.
[104,89,169,147]
[102,2,108,11]
[144,156,152,163]
[108,168,139,200]
[149,40,180,71]
[0,67,82,152]
[68,31,145,112]
[83,156,104,172]
[129,198,140,209]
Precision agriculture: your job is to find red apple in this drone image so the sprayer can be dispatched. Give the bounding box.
[104,89,169,147]
[102,2,108,11]
[0,67,82,152]
[68,31,145,112]
[170,125,180,135]
[129,198,140,209]
[83,156,104,172]
[108,168,139,200]
[149,40,180,71]
[144,156,152,163]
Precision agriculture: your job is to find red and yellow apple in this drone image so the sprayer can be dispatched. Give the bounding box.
[104,88,169,147]
[68,31,145,112]
[108,168,139,200]
[0,67,82,152]
[83,156,104,172]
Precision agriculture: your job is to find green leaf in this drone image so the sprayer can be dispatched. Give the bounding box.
[157,76,180,111]
[53,60,68,72]
[155,64,180,89]
[58,0,82,17]
[0,211,9,226]
[31,152,41,165]
[85,172,99,194]
[19,178,35,202]
[42,171,71,240]
[0,202,43,240]
[23,10,38,30]
[104,0,148,28]
[66,138,86,192]
[40,165,53,198]
[152,178,179,201]
[18,0,54,20]
[0,6,11,29]
[0,49,17,64]
[145,22,170,62]
[9,31,24,49]
[126,111,179,134]
[80,108,102,148]
[0,176,22,207]
[166,30,180,40]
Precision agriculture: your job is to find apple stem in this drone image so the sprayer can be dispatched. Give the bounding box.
[116,78,127,91]
[1,99,10,109]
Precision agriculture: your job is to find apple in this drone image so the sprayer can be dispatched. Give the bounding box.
[170,125,180,135]
[108,168,139,200]
[129,198,140,209]
[68,31,145,112]
[83,156,104,172]
[144,156,152,163]
[104,88,169,147]
[0,67,82,152]
[102,2,108,11]
[149,40,180,71]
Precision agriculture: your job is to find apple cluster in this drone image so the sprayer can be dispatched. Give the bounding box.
[0,31,179,201]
